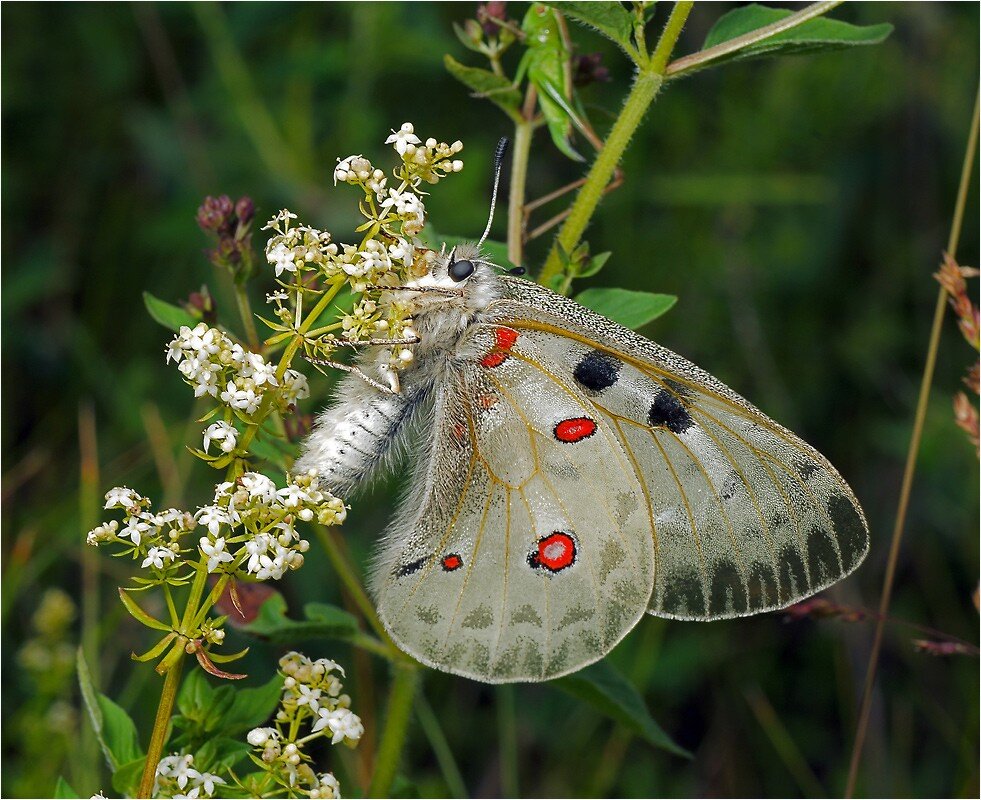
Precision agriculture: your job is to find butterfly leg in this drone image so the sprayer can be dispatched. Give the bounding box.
[307,357,400,395]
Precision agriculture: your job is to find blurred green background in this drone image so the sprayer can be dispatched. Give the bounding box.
[2,3,978,798]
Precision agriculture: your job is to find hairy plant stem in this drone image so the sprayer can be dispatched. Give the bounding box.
[844,92,979,798]
[538,2,692,284]
[368,664,419,798]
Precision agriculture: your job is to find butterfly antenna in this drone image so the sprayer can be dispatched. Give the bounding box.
[477,137,509,250]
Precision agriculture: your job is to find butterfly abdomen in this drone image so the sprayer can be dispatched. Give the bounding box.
[295,382,416,495]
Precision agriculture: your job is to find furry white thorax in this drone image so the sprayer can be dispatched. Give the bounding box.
[294,242,503,495]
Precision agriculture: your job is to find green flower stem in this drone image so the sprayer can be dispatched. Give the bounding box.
[367,664,419,798]
[507,118,533,266]
[496,684,519,797]
[237,279,344,455]
[538,2,692,284]
[233,279,261,350]
[189,572,231,631]
[415,692,468,799]
[137,652,185,798]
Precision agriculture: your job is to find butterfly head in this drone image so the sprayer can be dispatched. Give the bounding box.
[397,242,501,316]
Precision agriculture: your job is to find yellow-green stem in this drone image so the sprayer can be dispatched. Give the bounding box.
[538,2,692,283]
[137,655,185,798]
[844,91,979,797]
[507,119,534,266]
[368,664,419,798]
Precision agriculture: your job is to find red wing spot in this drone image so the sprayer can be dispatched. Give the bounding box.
[529,532,576,573]
[553,417,597,443]
[451,421,466,441]
[494,326,518,349]
[480,327,518,369]
[477,392,499,410]
[441,554,463,571]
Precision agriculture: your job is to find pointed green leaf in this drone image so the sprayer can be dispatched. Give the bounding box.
[553,660,690,758]
[243,592,360,643]
[548,2,636,55]
[53,777,80,798]
[575,288,677,329]
[119,588,175,631]
[577,251,612,278]
[132,632,178,662]
[77,650,144,770]
[443,55,522,120]
[695,4,892,72]
[143,291,198,332]
[206,646,250,664]
[194,737,252,773]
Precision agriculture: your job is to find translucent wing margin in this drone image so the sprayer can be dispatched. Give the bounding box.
[370,326,655,682]
[494,277,870,621]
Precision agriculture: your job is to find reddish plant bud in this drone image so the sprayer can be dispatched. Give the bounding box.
[477,1,507,37]
[235,196,255,226]
[197,195,234,234]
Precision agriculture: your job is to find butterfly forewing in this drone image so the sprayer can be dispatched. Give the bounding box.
[495,277,869,621]
[371,327,655,682]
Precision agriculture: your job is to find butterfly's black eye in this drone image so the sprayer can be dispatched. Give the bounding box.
[448,259,475,282]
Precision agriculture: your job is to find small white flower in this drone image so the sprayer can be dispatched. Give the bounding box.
[267,242,297,277]
[142,546,176,570]
[195,505,229,536]
[194,772,226,797]
[276,484,307,508]
[247,727,278,747]
[172,789,200,800]
[241,472,277,503]
[312,772,341,799]
[385,122,421,156]
[295,683,322,711]
[312,707,364,745]
[219,382,261,415]
[199,536,235,573]
[104,486,140,510]
[119,516,152,547]
[203,421,237,454]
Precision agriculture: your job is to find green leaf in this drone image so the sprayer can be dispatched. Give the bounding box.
[548,2,635,55]
[577,251,612,279]
[574,288,677,329]
[77,650,143,770]
[443,55,522,120]
[177,666,216,719]
[217,673,284,735]
[119,588,172,631]
[195,736,253,773]
[143,291,198,332]
[553,661,690,758]
[111,758,146,798]
[699,5,893,70]
[53,777,80,798]
[243,592,360,643]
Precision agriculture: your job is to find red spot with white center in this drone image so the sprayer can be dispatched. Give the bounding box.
[480,326,518,368]
[441,554,463,571]
[530,532,577,573]
[553,417,596,443]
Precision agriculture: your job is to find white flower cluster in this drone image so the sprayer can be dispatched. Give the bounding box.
[87,487,196,563]
[198,470,346,581]
[155,753,226,799]
[166,322,309,418]
[260,124,464,372]
[245,651,363,798]
[87,472,344,586]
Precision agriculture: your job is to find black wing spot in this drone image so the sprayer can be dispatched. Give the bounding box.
[663,379,694,405]
[395,555,428,578]
[573,350,621,392]
[648,391,693,434]
[827,494,868,570]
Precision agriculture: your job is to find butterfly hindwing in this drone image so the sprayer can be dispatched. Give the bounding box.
[371,325,655,682]
[495,277,870,621]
